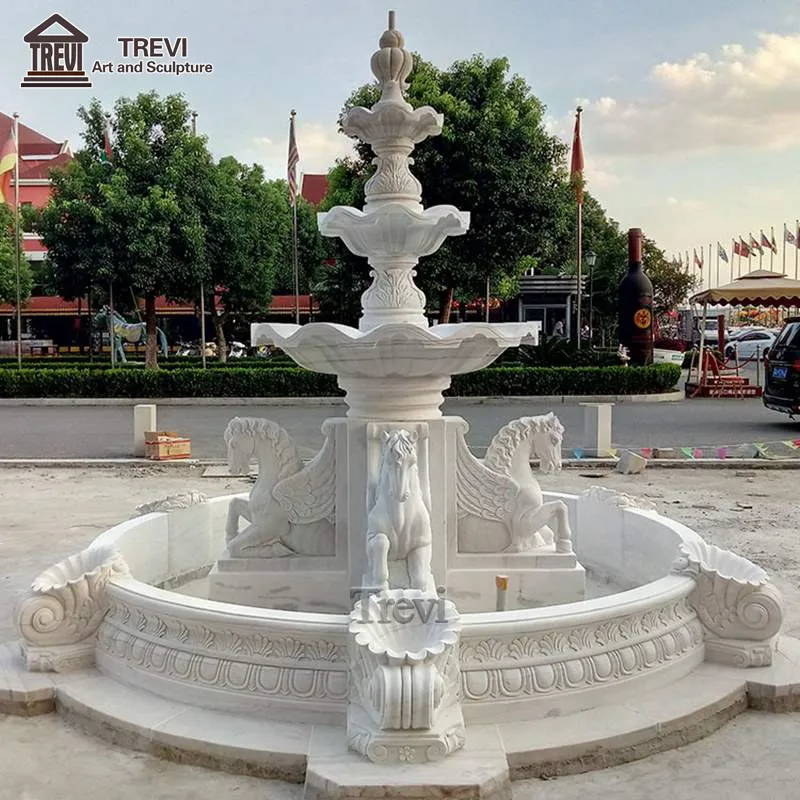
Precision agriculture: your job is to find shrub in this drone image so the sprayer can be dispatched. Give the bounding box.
[0,363,681,398]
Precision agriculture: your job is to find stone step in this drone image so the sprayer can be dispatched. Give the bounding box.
[4,637,800,798]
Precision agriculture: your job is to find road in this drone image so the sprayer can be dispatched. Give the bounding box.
[0,396,797,459]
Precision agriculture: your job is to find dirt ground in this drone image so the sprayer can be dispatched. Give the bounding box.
[1,465,800,800]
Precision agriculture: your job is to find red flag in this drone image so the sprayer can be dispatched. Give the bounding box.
[739,238,751,257]
[693,248,703,269]
[100,121,113,164]
[287,110,299,207]
[570,107,584,205]
[733,240,741,257]
[0,130,17,204]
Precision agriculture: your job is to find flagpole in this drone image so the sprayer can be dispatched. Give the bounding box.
[12,113,22,368]
[715,243,720,289]
[708,243,711,290]
[796,218,799,279]
[109,281,115,366]
[770,226,775,270]
[191,111,207,369]
[287,110,300,326]
[783,223,787,273]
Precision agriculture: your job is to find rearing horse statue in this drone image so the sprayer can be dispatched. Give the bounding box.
[93,305,168,363]
[365,429,436,593]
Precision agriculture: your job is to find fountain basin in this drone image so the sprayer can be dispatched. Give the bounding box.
[84,491,705,725]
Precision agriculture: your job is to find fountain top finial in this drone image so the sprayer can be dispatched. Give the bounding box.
[379,10,402,48]
[370,10,413,102]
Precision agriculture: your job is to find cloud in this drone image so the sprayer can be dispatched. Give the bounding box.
[574,32,800,157]
[239,122,355,178]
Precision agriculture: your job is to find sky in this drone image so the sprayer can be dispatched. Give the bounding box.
[2,0,800,290]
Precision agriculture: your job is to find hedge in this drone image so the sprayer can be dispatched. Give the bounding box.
[0,363,681,399]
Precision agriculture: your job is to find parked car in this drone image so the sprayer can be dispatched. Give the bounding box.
[764,318,800,416]
[724,329,776,361]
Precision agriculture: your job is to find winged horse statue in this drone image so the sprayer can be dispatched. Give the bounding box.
[224,417,336,558]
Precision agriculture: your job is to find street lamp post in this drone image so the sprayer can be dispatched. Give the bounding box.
[585,250,597,346]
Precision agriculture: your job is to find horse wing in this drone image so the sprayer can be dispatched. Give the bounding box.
[455,431,519,521]
[272,429,335,523]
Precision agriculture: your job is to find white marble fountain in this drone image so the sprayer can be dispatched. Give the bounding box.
[5,12,793,800]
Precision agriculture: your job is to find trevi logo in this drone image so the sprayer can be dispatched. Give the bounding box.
[21,13,92,88]
[20,14,214,86]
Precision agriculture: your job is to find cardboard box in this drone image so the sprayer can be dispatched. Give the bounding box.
[145,431,192,461]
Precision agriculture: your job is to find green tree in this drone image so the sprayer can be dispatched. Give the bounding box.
[271,189,327,296]
[37,92,212,367]
[643,241,698,318]
[0,203,33,307]
[331,54,574,323]
[199,160,291,361]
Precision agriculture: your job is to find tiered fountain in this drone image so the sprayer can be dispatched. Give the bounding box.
[3,12,792,800]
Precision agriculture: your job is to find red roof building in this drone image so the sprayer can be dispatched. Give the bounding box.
[300,173,328,207]
[0,112,72,262]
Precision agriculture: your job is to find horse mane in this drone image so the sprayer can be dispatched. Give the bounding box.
[484,414,563,471]
[224,417,303,479]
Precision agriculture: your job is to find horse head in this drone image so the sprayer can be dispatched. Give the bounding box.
[223,417,303,480]
[529,413,564,475]
[380,428,418,503]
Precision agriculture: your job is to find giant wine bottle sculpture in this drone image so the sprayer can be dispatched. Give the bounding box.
[618,227,654,366]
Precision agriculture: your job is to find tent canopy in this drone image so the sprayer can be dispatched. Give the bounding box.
[689,270,800,307]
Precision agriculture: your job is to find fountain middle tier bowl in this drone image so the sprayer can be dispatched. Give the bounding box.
[318,204,470,259]
[250,321,541,379]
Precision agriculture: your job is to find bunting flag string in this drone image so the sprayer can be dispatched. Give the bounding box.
[568,438,800,460]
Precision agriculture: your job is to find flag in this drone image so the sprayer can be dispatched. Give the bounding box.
[750,233,762,252]
[760,230,775,253]
[770,229,777,253]
[733,240,742,257]
[718,243,728,263]
[0,129,17,205]
[693,248,703,269]
[740,238,751,257]
[570,107,584,205]
[785,227,797,246]
[287,110,299,207]
[99,121,113,165]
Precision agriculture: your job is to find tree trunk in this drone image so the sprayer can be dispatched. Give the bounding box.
[145,293,158,369]
[212,312,227,364]
[438,287,454,325]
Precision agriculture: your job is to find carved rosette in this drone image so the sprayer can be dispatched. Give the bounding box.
[16,546,129,672]
[671,540,784,667]
[347,590,465,764]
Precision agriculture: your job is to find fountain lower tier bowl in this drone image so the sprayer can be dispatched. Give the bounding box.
[57,491,724,724]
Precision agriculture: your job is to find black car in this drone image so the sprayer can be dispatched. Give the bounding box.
[763,318,800,416]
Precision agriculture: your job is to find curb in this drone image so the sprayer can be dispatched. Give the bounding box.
[0,456,798,470]
[0,391,684,407]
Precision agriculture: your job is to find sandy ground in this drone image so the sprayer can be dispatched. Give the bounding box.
[1,465,800,799]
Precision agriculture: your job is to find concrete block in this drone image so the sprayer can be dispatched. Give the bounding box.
[653,447,677,459]
[616,450,647,475]
[580,402,614,457]
[133,404,157,457]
